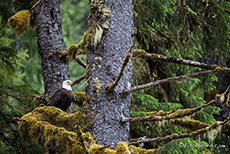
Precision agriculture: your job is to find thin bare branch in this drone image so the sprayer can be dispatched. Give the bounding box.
[105,53,131,93]
[127,119,230,145]
[124,68,230,93]
[76,57,87,68]
[30,0,42,11]
[133,49,218,69]
[72,74,86,86]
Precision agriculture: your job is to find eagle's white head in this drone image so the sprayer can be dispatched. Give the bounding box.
[62,80,73,91]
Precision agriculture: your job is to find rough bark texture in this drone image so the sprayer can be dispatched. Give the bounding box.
[85,0,133,146]
[36,0,69,97]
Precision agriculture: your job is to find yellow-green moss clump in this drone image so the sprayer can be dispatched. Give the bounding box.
[116,142,131,154]
[18,106,97,153]
[133,49,147,57]
[67,39,87,61]
[8,10,30,39]
[129,145,155,154]
[33,94,49,107]
[73,92,86,106]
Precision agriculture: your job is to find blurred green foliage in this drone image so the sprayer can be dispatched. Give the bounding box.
[132,0,230,153]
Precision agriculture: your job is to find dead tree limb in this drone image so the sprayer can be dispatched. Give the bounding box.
[133,49,218,69]
[124,68,230,93]
[72,74,86,86]
[76,57,86,68]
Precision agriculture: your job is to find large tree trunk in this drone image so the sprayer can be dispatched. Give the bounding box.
[35,0,69,97]
[86,0,133,146]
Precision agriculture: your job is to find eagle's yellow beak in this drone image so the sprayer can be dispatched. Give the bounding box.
[68,81,73,85]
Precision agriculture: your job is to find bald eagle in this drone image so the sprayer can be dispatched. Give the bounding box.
[49,80,73,112]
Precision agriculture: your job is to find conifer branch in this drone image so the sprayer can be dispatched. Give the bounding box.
[105,53,131,93]
[127,119,230,145]
[122,99,217,123]
[133,49,217,69]
[170,118,210,131]
[72,74,86,86]
[124,68,230,93]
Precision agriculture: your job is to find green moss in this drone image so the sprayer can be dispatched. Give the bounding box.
[84,28,96,49]
[8,10,31,39]
[85,0,111,50]
[46,52,53,59]
[129,145,155,154]
[82,132,96,149]
[73,92,86,106]
[89,144,105,154]
[67,40,87,61]
[133,49,147,57]
[211,64,218,69]
[116,142,130,154]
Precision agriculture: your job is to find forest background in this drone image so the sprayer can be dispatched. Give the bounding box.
[1,0,230,153]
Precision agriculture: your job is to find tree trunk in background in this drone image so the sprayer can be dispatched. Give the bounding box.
[86,0,133,146]
[36,0,69,97]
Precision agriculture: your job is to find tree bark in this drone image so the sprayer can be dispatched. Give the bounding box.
[36,0,69,97]
[85,0,134,146]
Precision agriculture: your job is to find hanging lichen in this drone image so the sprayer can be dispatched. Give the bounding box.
[85,0,111,49]
[8,10,31,39]
[93,26,103,49]
[204,124,222,143]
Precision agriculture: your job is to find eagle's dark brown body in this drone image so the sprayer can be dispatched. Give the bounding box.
[49,88,73,111]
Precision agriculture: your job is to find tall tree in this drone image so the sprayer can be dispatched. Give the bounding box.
[35,0,69,97]
[85,0,133,145]
[6,0,230,153]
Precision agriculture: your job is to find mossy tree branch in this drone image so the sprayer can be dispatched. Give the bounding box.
[122,99,217,123]
[124,68,230,93]
[19,107,157,153]
[170,118,210,131]
[127,119,230,145]
[105,53,131,93]
[133,49,219,70]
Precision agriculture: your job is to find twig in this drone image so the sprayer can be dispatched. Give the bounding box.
[124,68,230,93]
[133,49,218,69]
[76,57,87,68]
[127,119,230,145]
[72,74,86,86]
[13,117,26,124]
[121,99,217,123]
[30,0,42,12]
[105,53,131,93]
